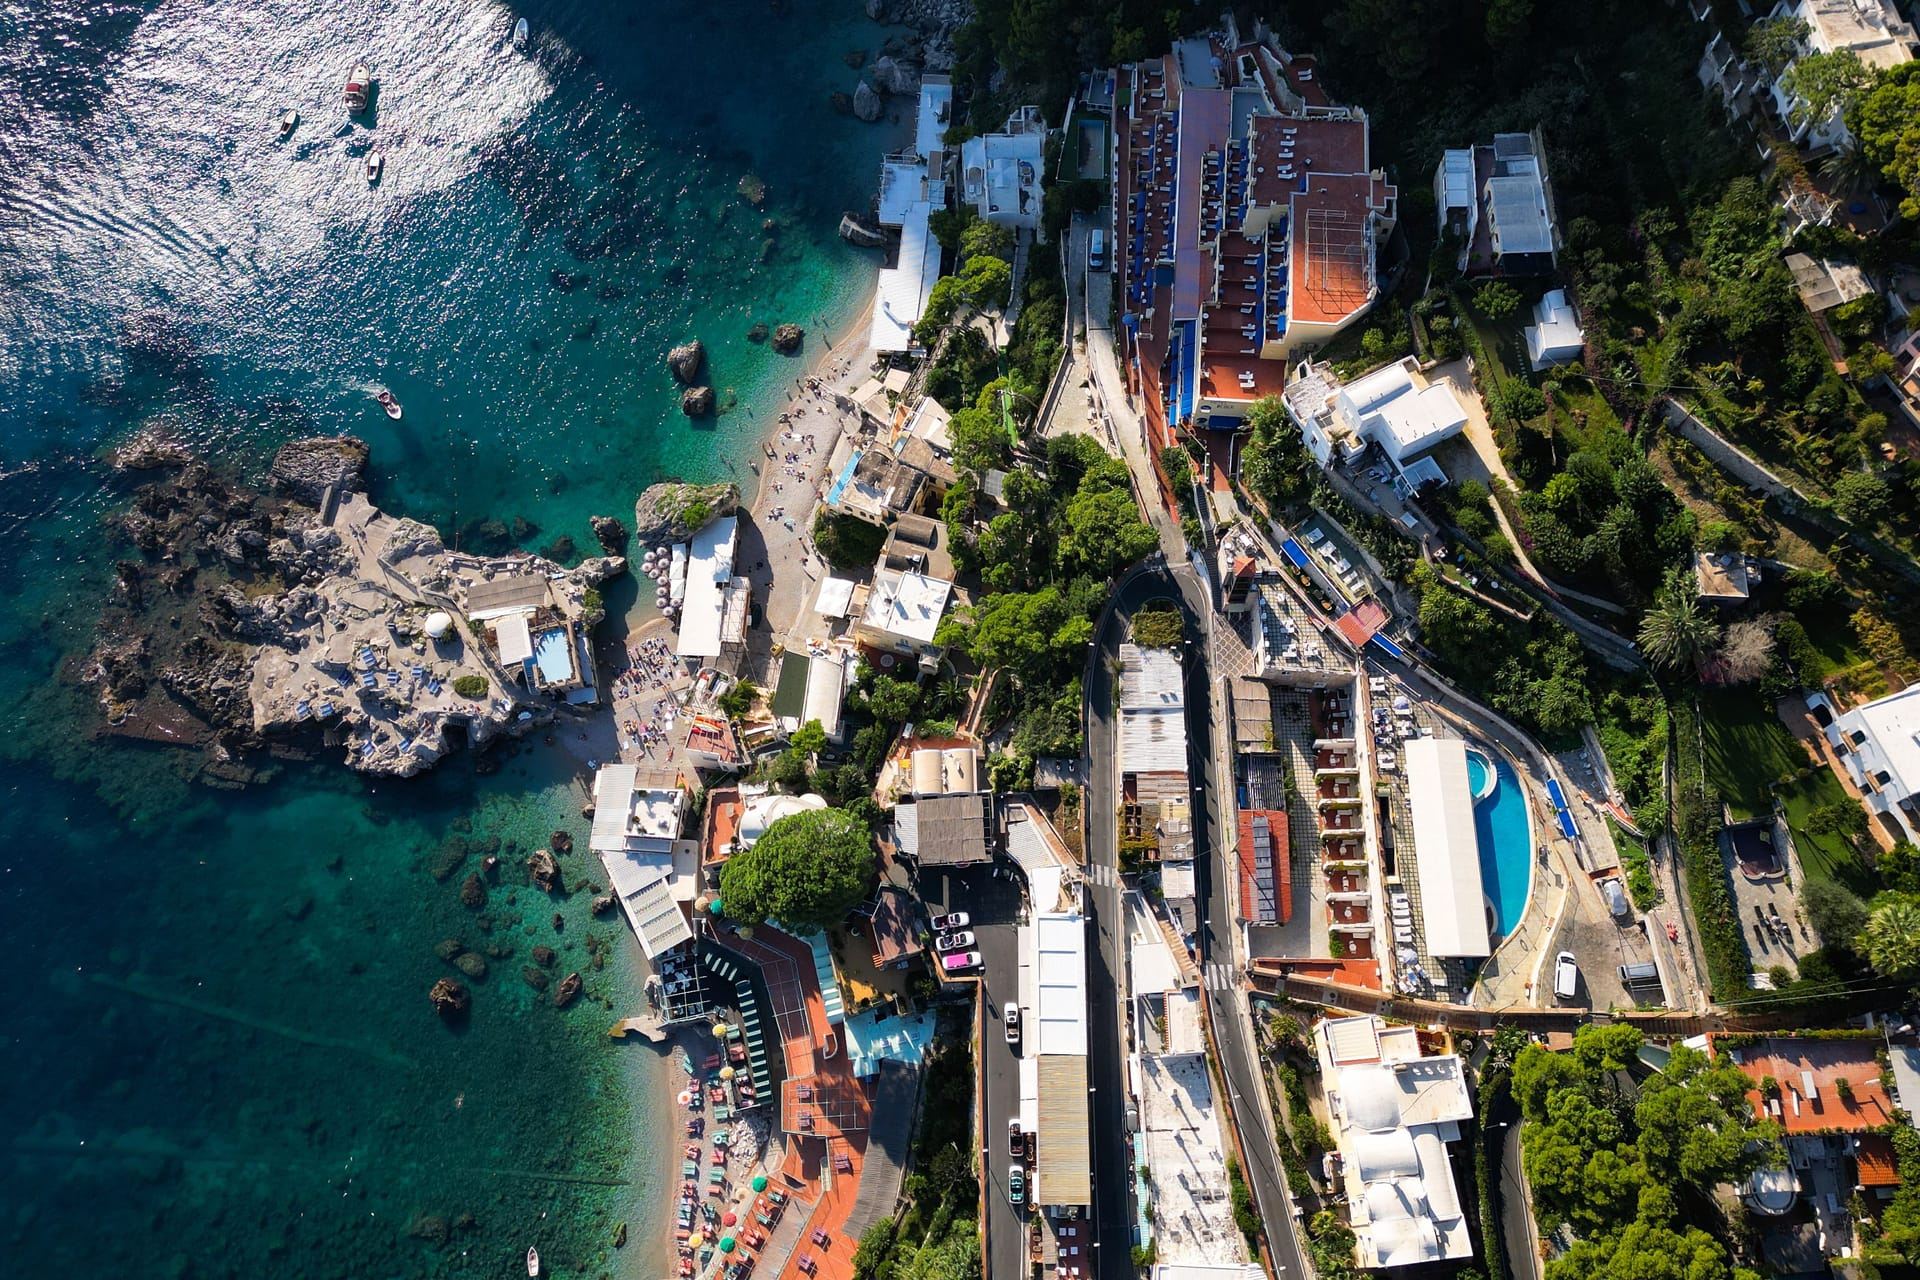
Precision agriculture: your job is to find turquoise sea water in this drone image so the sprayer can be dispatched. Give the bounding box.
[1469,748,1534,938]
[0,1,893,1274]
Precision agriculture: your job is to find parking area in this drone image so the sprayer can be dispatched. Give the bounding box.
[1721,818,1807,983]
[1543,871,1662,1011]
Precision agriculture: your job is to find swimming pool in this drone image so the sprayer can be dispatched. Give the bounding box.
[824,448,863,507]
[1467,746,1533,938]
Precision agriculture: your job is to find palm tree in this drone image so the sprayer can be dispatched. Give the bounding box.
[1820,137,1877,200]
[1637,571,1722,673]
[1861,893,1920,976]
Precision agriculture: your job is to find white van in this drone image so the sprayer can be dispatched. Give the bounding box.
[1088,229,1107,272]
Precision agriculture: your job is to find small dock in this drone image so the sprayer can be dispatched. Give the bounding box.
[608,1012,669,1043]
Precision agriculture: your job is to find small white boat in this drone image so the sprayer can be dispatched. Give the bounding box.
[345,63,372,114]
[376,390,402,420]
[279,109,298,137]
[526,1246,541,1277]
[366,150,384,184]
[513,18,530,50]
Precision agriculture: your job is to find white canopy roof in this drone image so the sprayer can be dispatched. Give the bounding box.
[494,611,534,665]
[1404,737,1490,957]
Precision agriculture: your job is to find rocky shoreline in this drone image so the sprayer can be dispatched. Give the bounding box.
[77,432,625,782]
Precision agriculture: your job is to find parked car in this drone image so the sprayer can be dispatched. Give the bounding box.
[940,950,982,972]
[1009,1119,1024,1154]
[930,912,970,931]
[1008,1165,1026,1205]
[1004,1004,1022,1044]
[935,930,976,951]
[1600,877,1631,918]
[1553,951,1579,1001]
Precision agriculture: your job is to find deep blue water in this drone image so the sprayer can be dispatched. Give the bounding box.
[0,1,893,1274]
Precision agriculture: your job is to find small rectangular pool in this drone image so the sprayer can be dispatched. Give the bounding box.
[824,449,863,507]
[532,627,575,685]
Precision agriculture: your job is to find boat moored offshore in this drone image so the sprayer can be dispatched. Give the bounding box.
[344,64,372,115]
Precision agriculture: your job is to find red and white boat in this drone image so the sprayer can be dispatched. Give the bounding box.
[345,64,372,115]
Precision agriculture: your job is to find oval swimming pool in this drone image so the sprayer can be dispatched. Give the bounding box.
[1467,746,1533,938]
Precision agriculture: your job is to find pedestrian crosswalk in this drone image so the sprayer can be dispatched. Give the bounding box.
[1083,861,1120,888]
[1203,961,1238,992]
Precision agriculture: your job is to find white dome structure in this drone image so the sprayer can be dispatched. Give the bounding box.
[423,610,454,639]
[736,792,828,848]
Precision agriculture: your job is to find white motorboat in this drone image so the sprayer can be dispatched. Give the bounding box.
[366,150,384,184]
[526,1246,541,1277]
[279,109,298,137]
[513,18,530,50]
[345,63,372,114]
[376,390,402,420]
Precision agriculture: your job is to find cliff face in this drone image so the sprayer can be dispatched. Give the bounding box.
[632,481,740,548]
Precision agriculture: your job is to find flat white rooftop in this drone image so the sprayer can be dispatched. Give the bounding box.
[675,516,739,660]
[871,201,941,352]
[860,568,952,646]
[1403,737,1490,958]
[1034,911,1089,1056]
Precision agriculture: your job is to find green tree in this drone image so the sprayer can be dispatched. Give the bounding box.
[1132,606,1184,649]
[1240,393,1312,511]
[949,404,1010,477]
[717,807,876,931]
[1474,280,1522,320]
[1834,470,1891,527]
[1862,891,1920,976]
[1633,1044,1778,1188]
[1851,62,1920,219]
[718,678,760,720]
[1781,48,1876,130]
[959,219,1015,263]
[1742,15,1810,75]
[1062,484,1157,579]
[1547,1219,1752,1280]
[1637,570,1721,672]
[1804,878,1869,949]
[960,253,1013,308]
[853,1217,897,1280]
[790,718,828,756]
[913,276,968,347]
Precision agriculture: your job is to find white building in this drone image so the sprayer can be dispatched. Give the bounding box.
[1524,289,1584,371]
[960,105,1046,230]
[1284,358,1469,492]
[1317,1014,1475,1269]
[675,516,746,663]
[1403,737,1489,959]
[1767,0,1917,150]
[1825,684,1920,844]
[870,75,956,352]
[1433,132,1559,275]
[1119,643,1188,775]
[852,568,953,666]
[1031,896,1093,1213]
[590,764,695,959]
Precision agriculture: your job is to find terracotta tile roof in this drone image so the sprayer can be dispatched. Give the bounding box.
[1856,1134,1902,1187]
[1724,1036,1895,1134]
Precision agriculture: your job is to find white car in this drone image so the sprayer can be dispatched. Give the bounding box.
[1553,951,1579,1001]
[930,912,970,932]
[1600,877,1631,918]
[1004,1004,1022,1044]
[935,930,976,951]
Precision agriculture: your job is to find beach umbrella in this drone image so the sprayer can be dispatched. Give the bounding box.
[720,1065,736,1080]
[751,1175,768,1192]
[708,898,724,915]
[713,1021,732,1040]
[722,1211,738,1226]
[678,1091,693,1105]
[719,1237,736,1253]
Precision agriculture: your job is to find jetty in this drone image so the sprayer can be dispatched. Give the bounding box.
[608,1011,670,1043]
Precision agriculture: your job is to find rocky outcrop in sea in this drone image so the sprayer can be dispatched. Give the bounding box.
[78,433,623,783]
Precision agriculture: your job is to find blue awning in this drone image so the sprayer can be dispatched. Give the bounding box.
[1279,538,1310,569]
[1545,778,1568,810]
[1557,809,1579,840]
[1369,633,1407,661]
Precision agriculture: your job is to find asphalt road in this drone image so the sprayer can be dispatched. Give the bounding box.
[918,862,1027,1279]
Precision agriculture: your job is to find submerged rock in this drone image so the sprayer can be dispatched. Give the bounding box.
[747,322,770,344]
[461,872,486,908]
[532,945,557,968]
[771,323,805,354]
[527,847,560,892]
[553,972,583,1009]
[551,829,574,854]
[429,977,470,1021]
[590,894,616,917]
[738,174,767,208]
[434,938,467,961]
[666,340,705,384]
[453,951,488,980]
[522,965,550,991]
